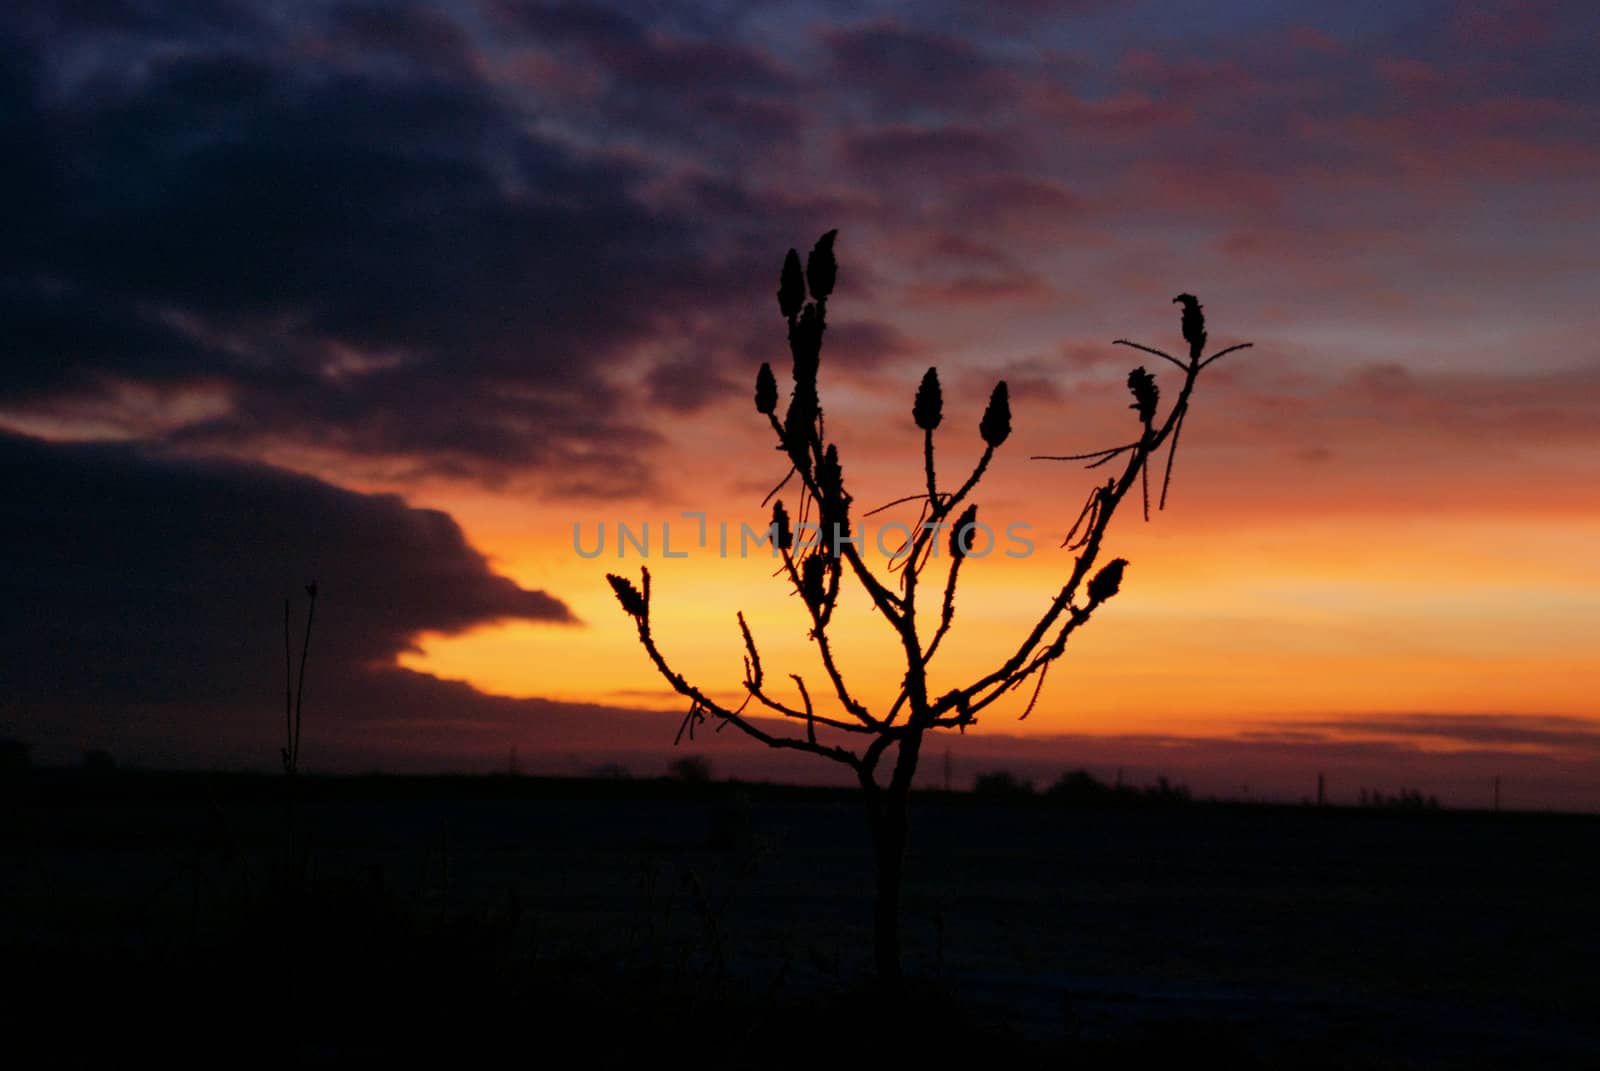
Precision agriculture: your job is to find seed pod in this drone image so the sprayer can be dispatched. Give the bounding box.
[816,443,843,501]
[607,574,647,618]
[805,230,838,301]
[816,444,851,538]
[790,303,823,388]
[778,249,805,319]
[950,504,979,560]
[772,500,793,552]
[754,362,778,415]
[1127,366,1159,423]
[913,367,943,431]
[1087,558,1127,604]
[979,381,1011,448]
[783,391,815,471]
[1172,293,1206,359]
[801,554,828,612]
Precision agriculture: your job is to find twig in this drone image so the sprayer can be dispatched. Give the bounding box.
[1113,339,1187,371]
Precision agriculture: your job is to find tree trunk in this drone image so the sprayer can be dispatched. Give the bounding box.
[865,779,910,992]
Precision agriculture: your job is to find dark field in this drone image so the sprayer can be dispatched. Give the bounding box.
[4,771,1598,1067]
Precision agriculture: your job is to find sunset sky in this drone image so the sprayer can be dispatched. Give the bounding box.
[3,0,1598,808]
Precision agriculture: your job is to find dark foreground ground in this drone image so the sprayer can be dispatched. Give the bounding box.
[4,770,1598,1067]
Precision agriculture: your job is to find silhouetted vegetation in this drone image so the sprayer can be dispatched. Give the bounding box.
[668,755,714,783]
[281,581,317,775]
[1359,786,1441,811]
[1046,768,1192,806]
[7,769,1598,1066]
[0,738,30,775]
[973,769,1035,798]
[607,232,1250,989]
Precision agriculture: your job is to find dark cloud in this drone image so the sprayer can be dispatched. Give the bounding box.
[0,3,766,493]
[644,352,737,413]
[815,319,921,370]
[1290,714,1600,756]
[496,1,790,93]
[0,432,573,724]
[838,124,1017,181]
[1215,359,1600,455]
[8,0,1595,499]
[821,19,1015,117]
[488,1,802,160]
[633,306,921,417]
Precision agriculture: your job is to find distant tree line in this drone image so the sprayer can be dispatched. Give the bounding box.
[972,767,1193,806]
[1358,786,1440,810]
[972,770,1450,811]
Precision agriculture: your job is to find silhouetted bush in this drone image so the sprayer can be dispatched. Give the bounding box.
[1148,775,1192,805]
[1046,768,1115,803]
[668,755,714,783]
[1359,787,1440,811]
[972,769,1035,798]
[82,748,117,772]
[1044,768,1194,807]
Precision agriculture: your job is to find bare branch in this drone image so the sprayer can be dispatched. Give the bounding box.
[738,611,763,691]
[760,465,797,507]
[922,552,965,666]
[1017,662,1050,721]
[1199,341,1254,369]
[1032,442,1137,465]
[1159,403,1188,510]
[627,570,862,769]
[1113,338,1188,371]
[864,492,938,518]
[791,674,816,745]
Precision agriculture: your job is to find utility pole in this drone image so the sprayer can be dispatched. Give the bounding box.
[1317,771,1326,807]
[1493,775,1501,812]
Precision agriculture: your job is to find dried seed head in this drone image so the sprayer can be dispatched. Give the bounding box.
[754,362,778,415]
[1127,366,1159,424]
[1087,558,1127,604]
[913,367,943,431]
[805,230,838,301]
[817,443,843,501]
[791,303,823,387]
[817,444,851,538]
[950,504,979,560]
[783,392,815,471]
[607,574,647,619]
[778,249,805,319]
[772,500,793,551]
[979,380,1011,448]
[1172,293,1206,359]
[801,554,828,611]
